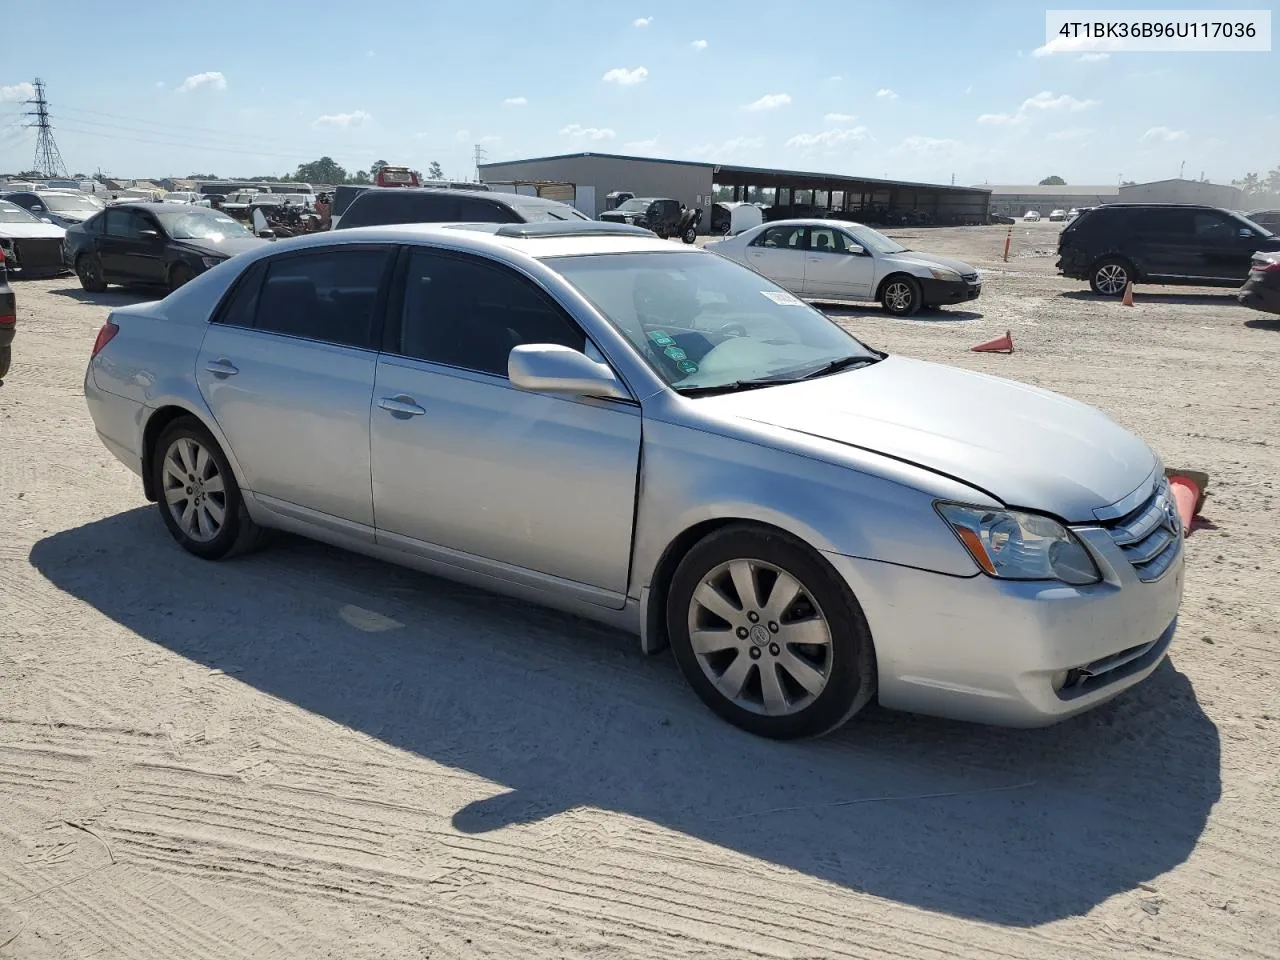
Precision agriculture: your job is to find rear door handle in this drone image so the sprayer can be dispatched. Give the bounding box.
[377,395,426,418]
[204,358,238,377]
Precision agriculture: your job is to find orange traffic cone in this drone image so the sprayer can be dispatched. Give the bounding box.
[971,330,1013,353]
[1165,468,1210,536]
[1121,281,1134,307]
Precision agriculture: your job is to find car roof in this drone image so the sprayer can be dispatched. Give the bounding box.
[756,218,868,230]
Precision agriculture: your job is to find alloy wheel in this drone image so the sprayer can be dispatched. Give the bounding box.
[1095,263,1128,295]
[686,558,833,716]
[885,281,914,312]
[161,436,227,543]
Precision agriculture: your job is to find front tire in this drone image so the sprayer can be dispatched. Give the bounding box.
[667,524,876,739]
[151,418,263,560]
[76,254,107,292]
[682,225,697,244]
[881,275,922,316]
[1089,257,1131,296]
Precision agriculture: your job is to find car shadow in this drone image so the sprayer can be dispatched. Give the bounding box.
[29,508,1221,927]
[819,302,984,323]
[1243,314,1280,330]
[1057,290,1240,306]
[47,285,164,306]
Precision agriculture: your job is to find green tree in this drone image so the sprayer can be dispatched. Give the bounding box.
[294,156,347,185]
[1038,175,1066,186]
[1233,172,1262,197]
[370,160,388,177]
[349,169,371,184]
[427,160,444,179]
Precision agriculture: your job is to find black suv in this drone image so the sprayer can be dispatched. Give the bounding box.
[1058,203,1280,296]
[598,197,688,238]
[333,188,589,231]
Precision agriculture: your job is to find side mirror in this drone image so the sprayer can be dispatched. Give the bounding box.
[32,205,45,212]
[138,229,160,240]
[508,344,630,400]
[1239,228,1255,239]
[846,243,866,256]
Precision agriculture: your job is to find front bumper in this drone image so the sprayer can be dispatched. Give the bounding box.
[825,528,1184,727]
[1238,277,1280,315]
[920,276,982,306]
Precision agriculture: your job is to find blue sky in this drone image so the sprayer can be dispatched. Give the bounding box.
[1,0,1274,186]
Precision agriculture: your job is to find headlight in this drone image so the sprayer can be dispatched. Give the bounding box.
[200,256,225,269]
[928,267,961,281]
[936,503,1101,585]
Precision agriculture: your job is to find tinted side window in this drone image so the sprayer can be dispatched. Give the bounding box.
[457,197,519,223]
[1133,208,1192,235]
[752,225,806,249]
[255,248,393,348]
[1192,211,1234,241]
[396,249,586,376]
[82,213,105,235]
[105,210,145,238]
[213,262,265,329]
[343,192,458,228]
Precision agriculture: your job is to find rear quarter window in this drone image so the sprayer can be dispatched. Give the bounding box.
[341,192,460,229]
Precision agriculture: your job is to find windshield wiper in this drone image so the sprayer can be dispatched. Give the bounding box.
[795,355,879,380]
[674,356,877,396]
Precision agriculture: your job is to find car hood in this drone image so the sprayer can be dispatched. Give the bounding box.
[173,235,269,258]
[886,250,977,275]
[697,355,1155,521]
[0,221,66,239]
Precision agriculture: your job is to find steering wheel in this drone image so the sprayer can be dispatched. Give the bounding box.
[716,322,748,339]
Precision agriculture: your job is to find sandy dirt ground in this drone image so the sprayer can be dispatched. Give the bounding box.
[1,222,1277,958]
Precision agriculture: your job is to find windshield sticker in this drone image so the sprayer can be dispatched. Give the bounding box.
[663,346,687,361]
[676,359,699,375]
[761,290,804,306]
[648,330,677,347]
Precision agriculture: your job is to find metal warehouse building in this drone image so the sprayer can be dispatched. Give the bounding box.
[1117,178,1243,209]
[982,185,1120,217]
[479,152,991,230]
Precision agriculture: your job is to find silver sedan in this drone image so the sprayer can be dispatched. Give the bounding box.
[84,221,1183,738]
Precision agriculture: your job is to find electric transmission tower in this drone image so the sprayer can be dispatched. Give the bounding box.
[473,143,488,182]
[24,78,68,179]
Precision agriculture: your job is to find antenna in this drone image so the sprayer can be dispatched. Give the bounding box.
[1179,160,1185,179]
[23,78,68,179]
[473,143,488,182]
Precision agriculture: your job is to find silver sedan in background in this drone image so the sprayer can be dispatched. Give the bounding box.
[84,221,1182,738]
[706,219,982,316]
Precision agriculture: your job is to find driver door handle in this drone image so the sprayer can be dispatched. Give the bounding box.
[377,395,426,418]
[204,358,238,377]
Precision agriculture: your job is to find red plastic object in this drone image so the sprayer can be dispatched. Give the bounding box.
[1168,474,1200,536]
[971,330,1013,353]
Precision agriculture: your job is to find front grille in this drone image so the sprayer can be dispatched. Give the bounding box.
[1055,622,1175,701]
[960,271,979,283]
[12,238,66,273]
[1100,478,1181,582]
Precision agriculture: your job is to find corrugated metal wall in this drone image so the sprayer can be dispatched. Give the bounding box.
[480,156,715,224]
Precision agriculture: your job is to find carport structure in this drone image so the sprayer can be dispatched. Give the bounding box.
[712,163,991,226]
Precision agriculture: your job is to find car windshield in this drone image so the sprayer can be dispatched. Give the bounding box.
[41,193,103,213]
[615,198,650,213]
[156,209,252,240]
[551,251,879,393]
[847,224,907,255]
[0,200,42,223]
[514,201,589,222]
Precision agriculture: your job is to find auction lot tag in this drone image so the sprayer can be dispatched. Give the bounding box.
[761,290,804,306]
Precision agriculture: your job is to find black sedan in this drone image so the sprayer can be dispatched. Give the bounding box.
[1239,251,1280,316]
[64,203,268,293]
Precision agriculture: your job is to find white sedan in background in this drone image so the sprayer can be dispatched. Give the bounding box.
[705,219,982,316]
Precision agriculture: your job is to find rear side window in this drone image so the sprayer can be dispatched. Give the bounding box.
[252,248,394,348]
[340,192,459,229]
[457,197,520,223]
[1131,208,1192,235]
[752,225,806,249]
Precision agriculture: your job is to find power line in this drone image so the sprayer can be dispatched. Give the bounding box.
[24,78,68,178]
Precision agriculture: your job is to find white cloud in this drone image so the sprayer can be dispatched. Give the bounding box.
[1079,52,1110,61]
[824,112,856,123]
[177,71,227,94]
[1021,91,1099,112]
[561,123,616,141]
[503,96,528,106]
[965,86,973,94]
[312,110,371,128]
[828,75,843,82]
[624,138,659,151]
[1034,35,1123,57]
[875,88,899,100]
[1047,127,1093,141]
[744,93,791,111]
[602,66,648,86]
[893,136,961,157]
[785,126,872,150]
[0,82,34,102]
[1141,126,1187,143]
[979,90,1099,125]
[633,16,651,27]
[687,136,764,158]
[155,81,166,89]
[691,39,708,51]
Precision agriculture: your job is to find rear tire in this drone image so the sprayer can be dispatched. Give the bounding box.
[1089,257,1132,296]
[76,254,107,293]
[151,417,264,561]
[0,344,10,381]
[666,524,876,739]
[682,225,697,244]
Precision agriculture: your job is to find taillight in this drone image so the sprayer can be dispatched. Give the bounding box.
[1255,260,1280,274]
[91,320,119,358]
